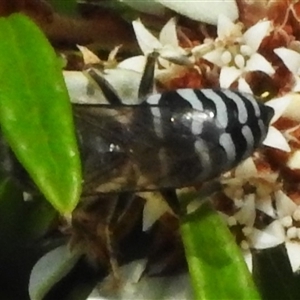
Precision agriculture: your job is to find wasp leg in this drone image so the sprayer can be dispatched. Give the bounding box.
[86,68,123,105]
[104,192,138,281]
[138,51,159,101]
[103,195,121,282]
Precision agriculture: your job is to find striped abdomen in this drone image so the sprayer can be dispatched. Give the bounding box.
[75,89,274,194]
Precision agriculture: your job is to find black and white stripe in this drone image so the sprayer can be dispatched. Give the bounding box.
[141,88,274,185]
[71,86,275,194]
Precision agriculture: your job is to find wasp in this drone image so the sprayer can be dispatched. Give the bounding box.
[74,66,274,198]
[0,52,274,280]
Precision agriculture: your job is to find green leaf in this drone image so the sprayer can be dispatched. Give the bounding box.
[29,245,83,300]
[253,245,298,300]
[180,199,260,300]
[0,14,82,213]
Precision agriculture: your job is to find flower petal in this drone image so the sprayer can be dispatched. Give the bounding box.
[234,157,257,178]
[159,17,178,47]
[141,192,171,231]
[274,47,300,75]
[77,45,101,65]
[286,150,300,170]
[243,250,253,273]
[202,48,225,67]
[63,71,106,104]
[246,53,275,74]
[263,126,291,152]
[219,66,242,88]
[285,242,300,272]
[132,19,162,55]
[256,195,276,218]
[118,55,146,73]
[155,0,238,25]
[249,221,285,249]
[235,194,256,227]
[266,94,292,123]
[282,93,300,120]
[243,21,271,52]
[159,45,192,66]
[292,76,300,92]
[275,190,297,218]
[217,14,237,39]
[238,78,253,94]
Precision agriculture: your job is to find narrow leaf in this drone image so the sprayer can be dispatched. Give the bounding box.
[0,13,82,213]
[29,245,83,300]
[180,199,260,300]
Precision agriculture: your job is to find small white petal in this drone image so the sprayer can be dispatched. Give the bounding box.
[202,48,225,67]
[282,93,300,120]
[256,195,276,218]
[263,126,291,152]
[292,76,300,92]
[219,66,242,88]
[234,157,257,178]
[274,47,300,75]
[238,78,253,94]
[246,53,275,74]
[243,21,271,51]
[141,192,171,231]
[266,94,292,123]
[132,19,162,55]
[159,46,191,66]
[77,45,101,65]
[118,55,146,73]
[285,242,300,272]
[156,0,238,25]
[64,71,107,104]
[249,221,285,249]
[217,14,237,39]
[159,17,178,47]
[287,150,300,170]
[235,194,256,227]
[275,190,298,218]
[243,250,253,273]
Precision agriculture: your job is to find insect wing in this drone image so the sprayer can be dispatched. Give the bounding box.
[73,104,226,194]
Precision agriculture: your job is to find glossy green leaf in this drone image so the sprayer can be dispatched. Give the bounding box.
[180,199,260,300]
[0,14,82,213]
[253,245,299,300]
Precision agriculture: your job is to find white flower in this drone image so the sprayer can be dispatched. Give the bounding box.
[155,0,238,25]
[119,18,191,74]
[275,190,300,272]
[263,94,292,152]
[193,15,275,91]
[274,47,300,92]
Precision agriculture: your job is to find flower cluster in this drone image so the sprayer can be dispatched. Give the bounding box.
[119,2,300,274]
[64,0,300,276]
